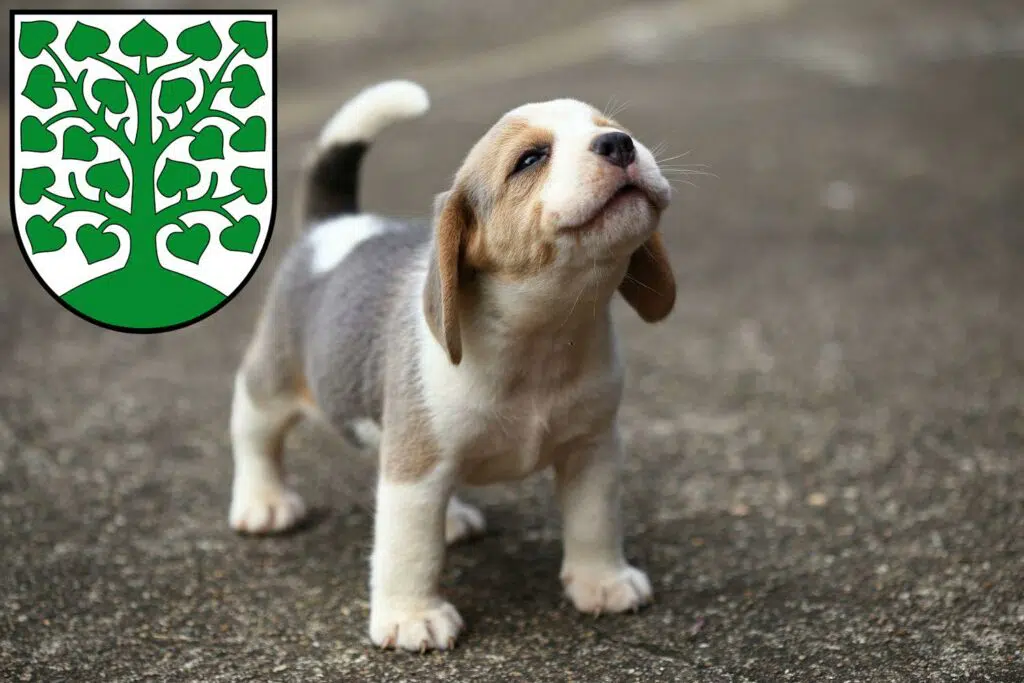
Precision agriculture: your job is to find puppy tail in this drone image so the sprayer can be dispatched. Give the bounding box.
[301,80,430,224]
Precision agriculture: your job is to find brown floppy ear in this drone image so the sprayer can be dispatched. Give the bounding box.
[618,232,676,322]
[423,189,472,364]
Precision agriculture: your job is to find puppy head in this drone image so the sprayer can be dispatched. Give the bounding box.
[424,99,675,364]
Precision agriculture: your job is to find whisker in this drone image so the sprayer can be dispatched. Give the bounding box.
[659,164,716,172]
[606,99,631,119]
[623,273,659,295]
[653,150,693,163]
[665,179,700,189]
[602,96,619,119]
[657,163,711,169]
[660,169,719,179]
[658,166,713,171]
[561,278,590,329]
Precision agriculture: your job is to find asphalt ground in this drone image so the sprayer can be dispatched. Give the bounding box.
[2,0,1022,681]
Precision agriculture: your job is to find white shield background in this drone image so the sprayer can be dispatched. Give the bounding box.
[11,13,275,299]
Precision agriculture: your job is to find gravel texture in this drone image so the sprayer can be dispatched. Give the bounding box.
[2,0,1022,680]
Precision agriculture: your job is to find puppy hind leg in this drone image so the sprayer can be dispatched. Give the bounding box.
[341,418,383,451]
[445,495,485,545]
[229,370,307,534]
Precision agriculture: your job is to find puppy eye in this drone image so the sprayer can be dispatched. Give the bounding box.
[511,147,548,175]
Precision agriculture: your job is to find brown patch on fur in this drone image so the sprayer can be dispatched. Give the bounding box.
[618,231,676,322]
[424,189,474,365]
[424,118,564,360]
[592,114,631,135]
[381,400,440,482]
[455,117,557,278]
[295,375,317,409]
[483,180,555,278]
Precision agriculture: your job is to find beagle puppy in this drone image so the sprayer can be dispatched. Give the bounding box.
[229,80,675,651]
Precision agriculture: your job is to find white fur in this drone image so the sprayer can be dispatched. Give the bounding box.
[370,473,463,650]
[445,496,485,544]
[363,261,650,638]
[369,247,651,632]
[500,99,671,240]
[411,258,625,487]
[307,214,387,275]
[526,100,606,227]
[348,417,383,449]
[229,374,306,533]
[318,79,429,148]
[556,428,652,614]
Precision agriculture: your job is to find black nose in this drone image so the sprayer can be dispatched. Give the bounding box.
[590,131,636,169]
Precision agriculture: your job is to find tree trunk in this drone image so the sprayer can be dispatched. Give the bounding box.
[125,74,158,274]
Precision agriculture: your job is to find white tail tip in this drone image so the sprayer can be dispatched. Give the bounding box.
[318,80,430,148]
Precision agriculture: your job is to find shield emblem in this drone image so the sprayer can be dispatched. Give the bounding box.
[10,11,276,332]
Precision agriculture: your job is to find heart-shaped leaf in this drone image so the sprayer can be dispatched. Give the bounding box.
[157,159,201,198]
[230,166,266,203]
[63,126,98,162]
[229,20,268,58]
[65,22,110,62]
[166,223,211,264]
[92,78,129,114]
[228,65,264,108]
[21,116,57,153]
[19,21,59,59]
[220,215,261,253]
[23,65,58,109]
[158,77,196,114]
[189,125,224,161]
[119,20,167,59]
[177,21,222,61]
[76,224,120,264]
[86,160,130,199]
[19,167,56,204]
[25,215,66,254]
[229,116,266,152]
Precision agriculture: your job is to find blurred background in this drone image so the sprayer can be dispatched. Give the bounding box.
[2,0,1022,681]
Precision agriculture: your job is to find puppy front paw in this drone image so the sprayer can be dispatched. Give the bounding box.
[370,599,464,652]
[229,485,306,534]
[445,497,485,545]
[561,564,653,615]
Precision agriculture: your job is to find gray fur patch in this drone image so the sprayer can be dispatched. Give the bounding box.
[240,216,431,437]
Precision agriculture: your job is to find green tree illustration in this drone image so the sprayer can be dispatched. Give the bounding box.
[17,18,270,329]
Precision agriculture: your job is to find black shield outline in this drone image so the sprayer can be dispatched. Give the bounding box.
[8,8,278,334]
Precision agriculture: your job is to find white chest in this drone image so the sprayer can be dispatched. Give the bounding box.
[455,391,615,485]
[414,282,623,485]
[421,354,621,485]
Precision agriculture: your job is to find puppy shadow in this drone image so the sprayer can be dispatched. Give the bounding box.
[232,505,333,540]
[283,505,333,536]
[444,513,566,611]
